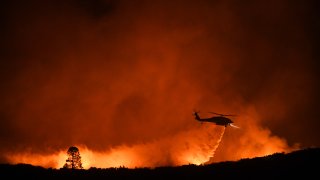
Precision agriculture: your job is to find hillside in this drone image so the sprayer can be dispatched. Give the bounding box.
[1,148,319,179]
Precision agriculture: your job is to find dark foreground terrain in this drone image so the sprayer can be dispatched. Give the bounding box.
[1,148,319,179]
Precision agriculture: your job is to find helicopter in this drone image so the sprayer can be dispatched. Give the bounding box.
[193,111,239,128]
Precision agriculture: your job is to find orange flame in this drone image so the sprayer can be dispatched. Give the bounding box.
[6,108,297,169]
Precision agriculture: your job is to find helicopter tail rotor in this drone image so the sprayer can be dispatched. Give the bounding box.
[193,109,201,120]
[193,109,200,114]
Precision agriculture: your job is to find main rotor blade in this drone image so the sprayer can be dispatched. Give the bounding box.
[209,112,236,116]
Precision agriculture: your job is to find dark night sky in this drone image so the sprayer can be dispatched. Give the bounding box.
[0,0,319,167]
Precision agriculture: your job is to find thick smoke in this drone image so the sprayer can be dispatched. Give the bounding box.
[7,125,225,168]
[0,0,318,168]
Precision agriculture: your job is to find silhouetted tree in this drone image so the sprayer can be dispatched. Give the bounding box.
[63,146,83,169]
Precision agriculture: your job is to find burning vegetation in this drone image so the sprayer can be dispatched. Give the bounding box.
[63,146,83,169]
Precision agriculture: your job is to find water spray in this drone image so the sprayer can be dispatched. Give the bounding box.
[209,127,226,160]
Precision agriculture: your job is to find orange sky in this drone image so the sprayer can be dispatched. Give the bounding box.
[0,0,319,168]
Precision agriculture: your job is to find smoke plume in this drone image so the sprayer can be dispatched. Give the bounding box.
[1,0,319,168]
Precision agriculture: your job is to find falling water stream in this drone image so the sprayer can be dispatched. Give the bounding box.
[209,127,226,160]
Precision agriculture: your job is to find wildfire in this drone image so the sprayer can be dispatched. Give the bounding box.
[6,110,295,169]
[5,151,66,169]
[0,0,314,172]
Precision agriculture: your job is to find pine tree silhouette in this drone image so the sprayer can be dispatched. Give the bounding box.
[63,146,83,169]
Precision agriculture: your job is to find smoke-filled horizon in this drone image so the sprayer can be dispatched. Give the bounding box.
[1,0,319,168]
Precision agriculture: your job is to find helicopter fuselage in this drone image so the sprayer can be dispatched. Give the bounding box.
[194,112,233,127]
